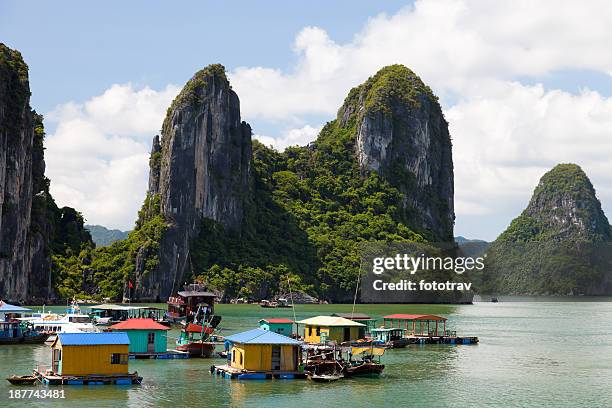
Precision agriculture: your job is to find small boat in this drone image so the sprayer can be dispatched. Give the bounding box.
[491,297,499,303]
[6,375,38,385]
[259,298,292,308]
[308,372,343,382]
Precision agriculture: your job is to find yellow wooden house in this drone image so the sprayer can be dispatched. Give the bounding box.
[297,316,365,343]
[51,332,130,376]
[224,328,302,372]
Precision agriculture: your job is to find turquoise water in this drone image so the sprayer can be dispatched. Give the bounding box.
[2,301,612,407]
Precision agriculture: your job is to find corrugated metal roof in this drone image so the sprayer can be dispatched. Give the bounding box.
[296,316,366,327]
[177,291,216,298]
[259,318,294,324]
[225,328,301,345]
[109,318,169,331]
[331,313,374,320]
[0,301,31,313]
[57,332,130,346]
[383,314,447,321]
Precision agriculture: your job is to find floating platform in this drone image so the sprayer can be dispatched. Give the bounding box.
[33,370,142,385]
[405,335,479,345]
[210,364,307,380]
[129,350,190,359]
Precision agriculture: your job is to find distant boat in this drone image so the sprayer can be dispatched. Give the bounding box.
[491,297,499,303]
[260,299,291,308]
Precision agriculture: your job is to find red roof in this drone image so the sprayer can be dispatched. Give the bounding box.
[185,323,214,334]
[109,318,170,331]
[383,314,447,321]
[260,318,294,324]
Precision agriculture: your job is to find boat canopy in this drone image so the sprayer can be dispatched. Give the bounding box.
[351,346,385,356]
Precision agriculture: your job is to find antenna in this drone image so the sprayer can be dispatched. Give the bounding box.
[351,259,362,319]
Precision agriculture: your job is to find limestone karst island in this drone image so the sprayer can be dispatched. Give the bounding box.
[1,2,612,407]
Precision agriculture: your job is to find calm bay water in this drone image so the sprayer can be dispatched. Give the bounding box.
[2,301,612,407]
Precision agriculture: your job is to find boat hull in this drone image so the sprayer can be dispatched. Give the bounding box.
[0,334,48,345]
[175,342,215,357]
[344,363,385,377]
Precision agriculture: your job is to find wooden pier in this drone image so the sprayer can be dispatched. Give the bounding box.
[33,369,142,385]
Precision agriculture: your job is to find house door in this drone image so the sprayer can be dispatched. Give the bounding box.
[147,332,155,353]
[271,346,281,370]
[344,327,351,341]
[52,349,61,373]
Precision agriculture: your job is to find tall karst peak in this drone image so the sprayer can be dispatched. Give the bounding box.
[334,64,454,241]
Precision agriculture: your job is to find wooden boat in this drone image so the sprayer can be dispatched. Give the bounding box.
[6,375,38,385]
[309,372,343,382]
[167,283,216,324]
[344,361,385,377]
[259,299,291,308]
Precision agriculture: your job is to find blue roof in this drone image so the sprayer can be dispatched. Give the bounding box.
[57,332,130,346]
[0,301,31,313]
[225,328,301,345]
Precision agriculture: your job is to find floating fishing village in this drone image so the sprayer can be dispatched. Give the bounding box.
[2,283,478,386]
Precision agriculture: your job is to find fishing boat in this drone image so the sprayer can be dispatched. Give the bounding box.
[344,346,385,377]
[6,375,38,385]
[175,306,222,357]
[167,283,216,324]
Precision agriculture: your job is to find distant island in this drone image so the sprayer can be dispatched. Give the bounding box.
[84,225,130,247]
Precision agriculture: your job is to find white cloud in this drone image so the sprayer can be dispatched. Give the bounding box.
[45,84,179,230]
[44,0,612,239]
[254,125,322,151]
[448,81,612,236]
[230,0,612,122]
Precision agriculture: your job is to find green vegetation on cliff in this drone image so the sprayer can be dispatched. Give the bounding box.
[51,64,454,302]
[481,164,612,295]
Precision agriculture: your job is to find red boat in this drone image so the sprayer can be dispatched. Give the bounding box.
[175,322,220,358]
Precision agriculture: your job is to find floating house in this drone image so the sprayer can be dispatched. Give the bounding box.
[297,316,365,344]
[0,301,47,344]
[0,301,31,320]
[258,318,294,336]
[109,319,169,355]
[34,332,142,385]
[211,328,305,379]
[382,314,479,345]
[331,313,377,336]
[383,314,448,336]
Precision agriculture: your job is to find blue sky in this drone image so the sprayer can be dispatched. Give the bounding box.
[2,1,612,241]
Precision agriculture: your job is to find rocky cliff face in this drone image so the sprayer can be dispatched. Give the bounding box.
[338,65,454,241]
[0,44,39,301]
[481,164,612,295]
[0,44,92,303]
[135,64,252,300]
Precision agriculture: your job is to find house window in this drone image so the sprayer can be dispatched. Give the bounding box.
[232,350,236,362]
[111,353,128,365]
[147,332,155,344]
[308,326,312,336]
[316,327,320,336]
[239,352,243,365]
